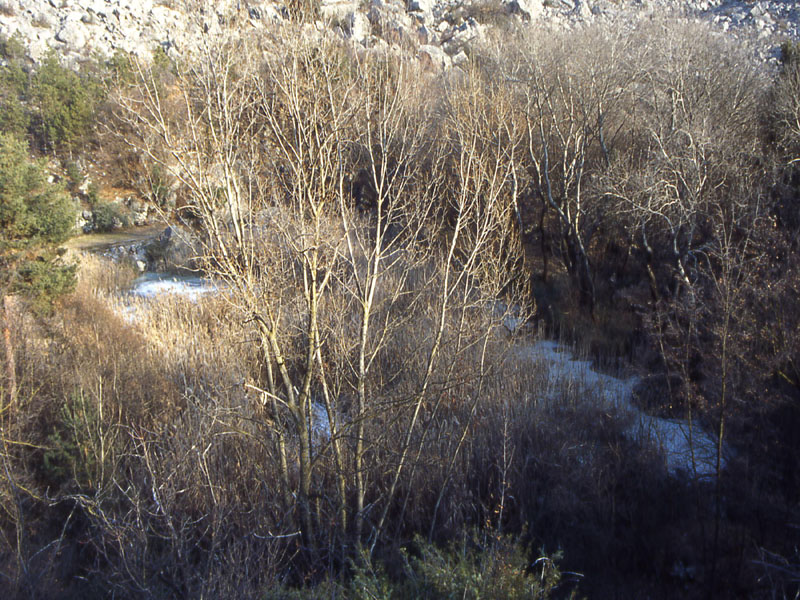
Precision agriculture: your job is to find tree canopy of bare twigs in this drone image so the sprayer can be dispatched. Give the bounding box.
[110,25,531,564]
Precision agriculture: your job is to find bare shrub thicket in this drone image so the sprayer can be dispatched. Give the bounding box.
[592,24,771,544]
[488,26,637,311]
[0,256,186,597]
[0,256,697,597]
[104,22,533,580]
[4,15,800,599]
[471,21,800,595]
[484,19,767,431]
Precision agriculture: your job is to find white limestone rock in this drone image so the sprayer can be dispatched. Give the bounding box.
[408,0,434,14]
[505,0,542,20]
[56,21,89,50]
[574,0,591,19]
[418,43,450,70]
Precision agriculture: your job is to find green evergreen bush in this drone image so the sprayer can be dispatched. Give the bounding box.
[0,33,25,61]
[30,52,103,151]
[337,534,573,599]
[64,159,83,191]
[780,40,800,66]
[0,132,76,303]
[43,390,106,490]
[407,533,570,600]
[0,36,30,139]
[92,201,128,232]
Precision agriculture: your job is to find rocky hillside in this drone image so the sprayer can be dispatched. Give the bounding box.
[1,0,799,68]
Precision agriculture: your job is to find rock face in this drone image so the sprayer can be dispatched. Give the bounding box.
[1,0,798,69]
[0,0,283,63]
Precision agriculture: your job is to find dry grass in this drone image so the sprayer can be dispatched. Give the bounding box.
[72,250,139,293]
[0,247,731,597]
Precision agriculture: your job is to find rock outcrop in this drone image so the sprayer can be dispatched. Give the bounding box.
[1,0,797,69]
[100,225,200,272]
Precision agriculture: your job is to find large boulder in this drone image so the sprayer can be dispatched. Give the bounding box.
[573,0,591,19]
[418,43,450,70]
[408,0,434,15]
[55,12,92,50]
[144,225,200,272]
[125,197,150,227]
[504,0,542,20]
[442,18,484,55]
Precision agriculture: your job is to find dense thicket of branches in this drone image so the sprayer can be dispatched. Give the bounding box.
[1,16,799,599]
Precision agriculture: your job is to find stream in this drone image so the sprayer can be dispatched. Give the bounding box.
[125,274,728,480]
[520,341,727,479]
[130,272,218,300]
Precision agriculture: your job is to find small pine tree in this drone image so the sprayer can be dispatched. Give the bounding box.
[1,132,76,408]
[30,52,102,152]
[0,132,76,302]
[0,35,30,140]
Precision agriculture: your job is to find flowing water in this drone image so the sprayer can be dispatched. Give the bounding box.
[518,341,727,479]
[122,275,728,478]
[130,272,218,300]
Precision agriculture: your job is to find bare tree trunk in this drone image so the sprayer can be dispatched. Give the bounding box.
[3,295,16,416]
[539,197,549,283]
[641,226,660,302]
[258,327,293,511]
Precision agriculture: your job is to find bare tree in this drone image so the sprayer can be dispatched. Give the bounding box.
[111,25,531,561]
[604,21,764,301]
[489,27,634,311]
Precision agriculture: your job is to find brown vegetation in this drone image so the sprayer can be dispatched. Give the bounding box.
[1,15,800,599]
